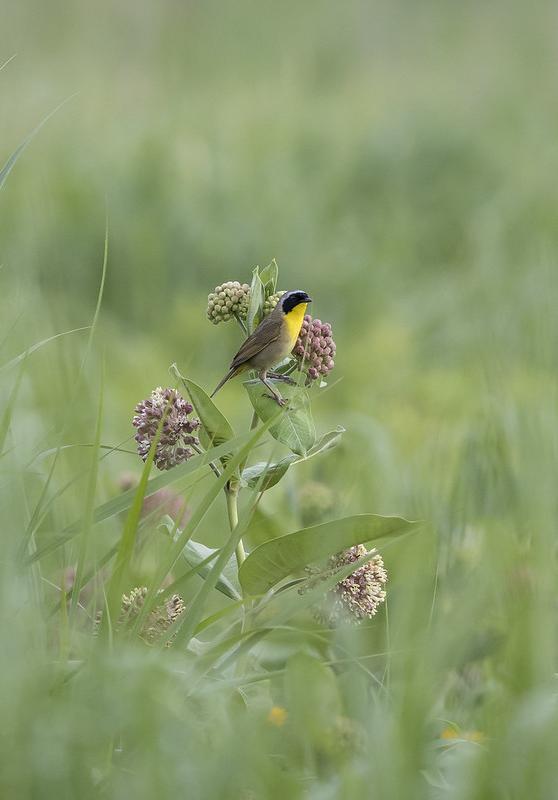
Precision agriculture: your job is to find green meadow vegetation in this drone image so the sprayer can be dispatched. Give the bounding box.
[2,1,558,797]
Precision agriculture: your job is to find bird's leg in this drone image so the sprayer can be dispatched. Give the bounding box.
[267,371,297,386]
[259,371,287,407]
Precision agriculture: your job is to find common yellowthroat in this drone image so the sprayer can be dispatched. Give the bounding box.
[211,290,312,406]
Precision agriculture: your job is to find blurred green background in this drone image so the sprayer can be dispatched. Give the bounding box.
[2,1,558,797]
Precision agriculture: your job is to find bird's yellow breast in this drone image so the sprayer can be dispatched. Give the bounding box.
[283,302,308,349]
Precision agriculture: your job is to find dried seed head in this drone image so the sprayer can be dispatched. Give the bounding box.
[132,387,200,471]
[293,315,336,384]
[207,281,250,324]
[121,586,148,620]
[143,593,186,644]
[98,587,186,645]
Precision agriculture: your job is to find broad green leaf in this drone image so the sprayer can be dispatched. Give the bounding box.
[171,366,235,458]
[247,266,264,333]
[182,540,241,600]
[241,460,290,492]
[241,426,345,490]
[243,379,316,456]
[303,425,345,457]
[259,259,278,296]
[239,514,419,595]
[159,518,241,600]
[244,507,285,549]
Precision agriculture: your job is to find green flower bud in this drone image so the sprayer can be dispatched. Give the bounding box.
[206,281,250,324]
[112,587,186,645]
[263,290,285,316]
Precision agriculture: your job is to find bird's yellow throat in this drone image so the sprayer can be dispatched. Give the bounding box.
[284,302,308,348]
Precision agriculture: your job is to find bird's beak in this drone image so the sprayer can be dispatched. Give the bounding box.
[305,296,312,303]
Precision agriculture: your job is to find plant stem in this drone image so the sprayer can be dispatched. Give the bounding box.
[238,410,259,473]
[233,312,248,334]
[191,441,221,478]
[226,485,244,568]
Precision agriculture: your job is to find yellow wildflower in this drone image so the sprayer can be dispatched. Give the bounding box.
[267,706,288,727]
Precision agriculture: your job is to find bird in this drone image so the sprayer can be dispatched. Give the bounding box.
[211,289,312,406]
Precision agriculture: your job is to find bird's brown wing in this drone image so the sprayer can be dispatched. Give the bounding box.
[230,313,282,370]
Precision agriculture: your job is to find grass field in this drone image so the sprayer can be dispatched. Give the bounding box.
[2,2,558,797]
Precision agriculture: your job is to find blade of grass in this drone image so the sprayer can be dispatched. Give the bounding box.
[17,445,62,564]
[69,364,104,620]
[19,222,109,553]
[79,212,108,377]
[21,437,138,563]
[0,326,90,374]
[156,552,219,602]
[0,54,16,73]
[26,431,256,564]
[31,443,137,462]
[48,542,119,618]
[0,92,79,191]
[0,352,27,455]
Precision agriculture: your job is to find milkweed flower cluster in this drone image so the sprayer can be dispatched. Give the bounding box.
[207,282,285,324]
[327,545,387,623]
[293,314,336,383]
[263,290,285,315]
[133,387,200,471]
[206,281,250,324]
[305,545,387,625]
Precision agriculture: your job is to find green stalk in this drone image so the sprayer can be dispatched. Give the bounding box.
[234,409,259,569]
[226,485,244,568]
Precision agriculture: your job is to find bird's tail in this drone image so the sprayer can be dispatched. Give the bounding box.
[210,367,239,398]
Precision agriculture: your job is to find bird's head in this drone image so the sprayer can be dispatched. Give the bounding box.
[280,290,312,315]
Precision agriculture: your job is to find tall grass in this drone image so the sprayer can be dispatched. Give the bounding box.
[2,1,558,797]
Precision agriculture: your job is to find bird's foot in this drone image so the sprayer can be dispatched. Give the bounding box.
[261,392,288,407]
[268,372,297,386]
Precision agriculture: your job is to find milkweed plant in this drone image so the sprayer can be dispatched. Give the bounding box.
[122,262,417,657]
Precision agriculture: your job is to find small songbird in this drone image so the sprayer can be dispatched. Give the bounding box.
[211,290,312,406]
